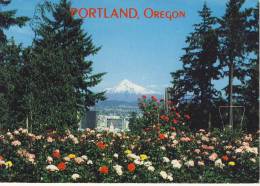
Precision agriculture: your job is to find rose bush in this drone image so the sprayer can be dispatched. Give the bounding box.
[0,96,258,183]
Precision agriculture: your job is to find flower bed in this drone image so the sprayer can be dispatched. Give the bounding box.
[0,127,259,183]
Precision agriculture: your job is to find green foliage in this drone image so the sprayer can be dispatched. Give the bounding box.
[170,1,259,131]
[128,96,190,135]
[23,0,105,132]
[170,3,221,130]
[0,0,29,130]
[0,0,29,43]
[236,3,259,131]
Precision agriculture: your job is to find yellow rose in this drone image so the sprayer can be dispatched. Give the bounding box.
[228,161,236,166]
[124,150,132,155]
[5,161,13,168]
[140,154,148,161]
[68,154,76,159]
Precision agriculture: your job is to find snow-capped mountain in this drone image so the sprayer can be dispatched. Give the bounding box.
[104,79,160,102]
[106,79,156,95]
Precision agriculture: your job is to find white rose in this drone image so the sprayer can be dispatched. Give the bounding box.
[113,153,119,159]
[160,171,168,180]
[184,160,194,167]
[246,147,258,155]
[167,175,173,181]
[64,156,70,162]
[171,159,182,169]
[71,173,80,180]
[198,161,205,166]
[163,157,170,163]
[144,161,152,167]
[47,156,53,164]
[250,158,256,163]
[46,165,59,172]
[134,159,143,165]
[81,155,88,161]
[214,159,225,169]
[147,166,155,172]
[87,160,93,165]
[160,146,166,151]
[201,136,209,142]
[113,164,123,176]
[11,140,21,146]
[21,129,28,134]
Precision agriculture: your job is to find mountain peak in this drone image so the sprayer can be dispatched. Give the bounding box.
[106,79,156,95]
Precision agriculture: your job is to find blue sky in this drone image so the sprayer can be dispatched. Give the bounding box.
[3,0,258,94]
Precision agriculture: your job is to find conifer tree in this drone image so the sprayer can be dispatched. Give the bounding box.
[237,3,259,131]
[0,0,28,130]
[170,3,220,129]
[29,0,105,131]
[217,0,247,128]
[0,0,28,42]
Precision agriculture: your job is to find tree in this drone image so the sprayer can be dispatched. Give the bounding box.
[0,0,28,130]
[236,3,259,131]
[0,0,29,43]
[128,112,138,132]
[170,3,220,129]
[28,0,105,132]
[217,0,247,128]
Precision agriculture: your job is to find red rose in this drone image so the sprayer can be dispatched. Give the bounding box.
[52,150,61,159]
[99,166,109,174]
[96,141,106,150]
[128,163,136,172]
[142,95,147,99]
[222,155,229,162]
[173,119,178,124]
[159,133,166,140]
[57,162,66,171]
[160,115,169,122]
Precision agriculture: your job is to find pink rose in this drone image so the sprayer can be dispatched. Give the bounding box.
[209,153,218,161]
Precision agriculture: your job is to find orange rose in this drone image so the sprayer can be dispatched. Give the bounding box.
[159,133,166,140]
[222,155,229,162]
[99,166,109,174]
[96,142,106,150]
[127,163,136,172]
[52,150,61,159]
[57,162,66,171]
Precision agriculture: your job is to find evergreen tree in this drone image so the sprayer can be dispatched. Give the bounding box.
[217,0,247,128]
[237,3,259,131]
[170,3,220,129]
[128,112,138,132]
[28,0,105,132]
[0,0,29,43]
[0,0,28,130]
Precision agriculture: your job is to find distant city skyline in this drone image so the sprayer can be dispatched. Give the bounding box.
[4,0,258,94]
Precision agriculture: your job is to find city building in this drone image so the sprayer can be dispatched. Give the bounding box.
[96,115,129,132]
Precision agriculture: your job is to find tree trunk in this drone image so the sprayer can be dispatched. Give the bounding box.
[228,62,234,129]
